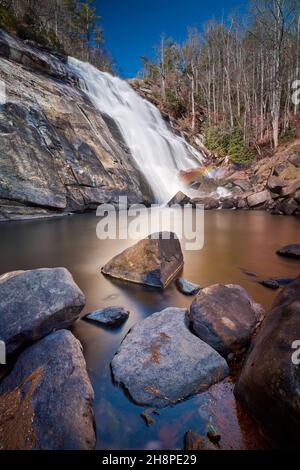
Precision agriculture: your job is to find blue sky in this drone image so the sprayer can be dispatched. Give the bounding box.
[97,0,246,78]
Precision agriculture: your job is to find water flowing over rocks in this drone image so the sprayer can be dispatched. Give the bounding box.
[0,267,85,354]
[189,284,264,357]
[111,307,229,408]
[0,330,95,450]
[101,233,184,289]
[85,306,129,326]
[235,276,300,448]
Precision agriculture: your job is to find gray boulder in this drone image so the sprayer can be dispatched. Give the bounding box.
[0,268,85,354]
[234,276,300,448]
[189,284,264,356]
[176,277,201,295]
[277,244,300,259]
[102,233,183,289]
[85,306,129,326]
[111,307,229,408]
[247,190,272,207]
[0,330,95,450]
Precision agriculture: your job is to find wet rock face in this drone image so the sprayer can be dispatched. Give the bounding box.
[0,330,96,450]
[0,268,85,354]
[0,30,145,221]
[111,307,229,408]
[189,284,264,357]
[277,244,300,259]
[101,233,184,289]
[235,276,300,448]
[85,306,129,326]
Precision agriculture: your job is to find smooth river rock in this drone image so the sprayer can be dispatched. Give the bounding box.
[101,232,184,289]
[0,330,95,450]
[0,268,85,354]
[189,284,264,356]
[85,306,129,326]
[176,277,201,295]
[235,276,300,448]
[111,307,229,408]
[276,243,300,259]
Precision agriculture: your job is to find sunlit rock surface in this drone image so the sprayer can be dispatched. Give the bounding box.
[111,307,229,408]
[0,330,95,450]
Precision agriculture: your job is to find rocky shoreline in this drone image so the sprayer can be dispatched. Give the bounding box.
[1,235,299,449]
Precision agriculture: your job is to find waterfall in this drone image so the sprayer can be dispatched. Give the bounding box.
[68,57,204,203]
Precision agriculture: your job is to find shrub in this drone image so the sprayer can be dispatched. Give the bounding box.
[205,125,254,165]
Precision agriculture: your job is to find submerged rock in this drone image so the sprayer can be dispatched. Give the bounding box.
[189,284,264,356]
[0,268,85,354]
[101,233,184,289]
[176,277,201,295]
[0,330,95,450]
[276,243,300,259]
[235,276,300,448]
[85,306,129,326]
[111,307,229,408]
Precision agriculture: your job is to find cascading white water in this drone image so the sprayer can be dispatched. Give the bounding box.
[68,57,204,203]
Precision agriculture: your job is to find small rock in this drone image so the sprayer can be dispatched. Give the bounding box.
[247,190,272,207]
[277,244,300,259]
[258,279,280,290]
[141,411,155,427]
[267,176,286,193]
[289,154,300,168]
[0,268,85,354]
[233,180,251,192]
[176,278,201,295]
[220,198,235,209]
[234,276,300,447]
[111,307,229,408]
[281,179,300,197]
[184,431,217,450]
[101,232,183,289]
[85,306,129,326]
[275,277,295,286]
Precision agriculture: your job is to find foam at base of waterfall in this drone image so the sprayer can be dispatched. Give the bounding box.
[68,57,204,203]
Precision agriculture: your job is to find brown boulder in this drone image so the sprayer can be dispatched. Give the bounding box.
[101,232,183,288]
[189,284,264,357]
[267,176,286,194]
[234,276,300,448]
[276,198,298,215]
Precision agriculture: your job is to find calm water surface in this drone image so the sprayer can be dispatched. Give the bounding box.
[0,210,299,450]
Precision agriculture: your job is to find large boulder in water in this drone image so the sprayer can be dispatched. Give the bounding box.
[276,243,300,259]
[0,268,85,354]
[101,233,184,288]
[189,284,264,357]
[167,191,191,206]
[235,276,300,448]
[111,307,229,408]
[0,330,95,450]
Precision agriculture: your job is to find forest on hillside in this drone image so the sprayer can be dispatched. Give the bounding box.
[0,0,114,71]
[140,0,300,162]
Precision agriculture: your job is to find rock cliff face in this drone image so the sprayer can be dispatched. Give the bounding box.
[0,29,147,221]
